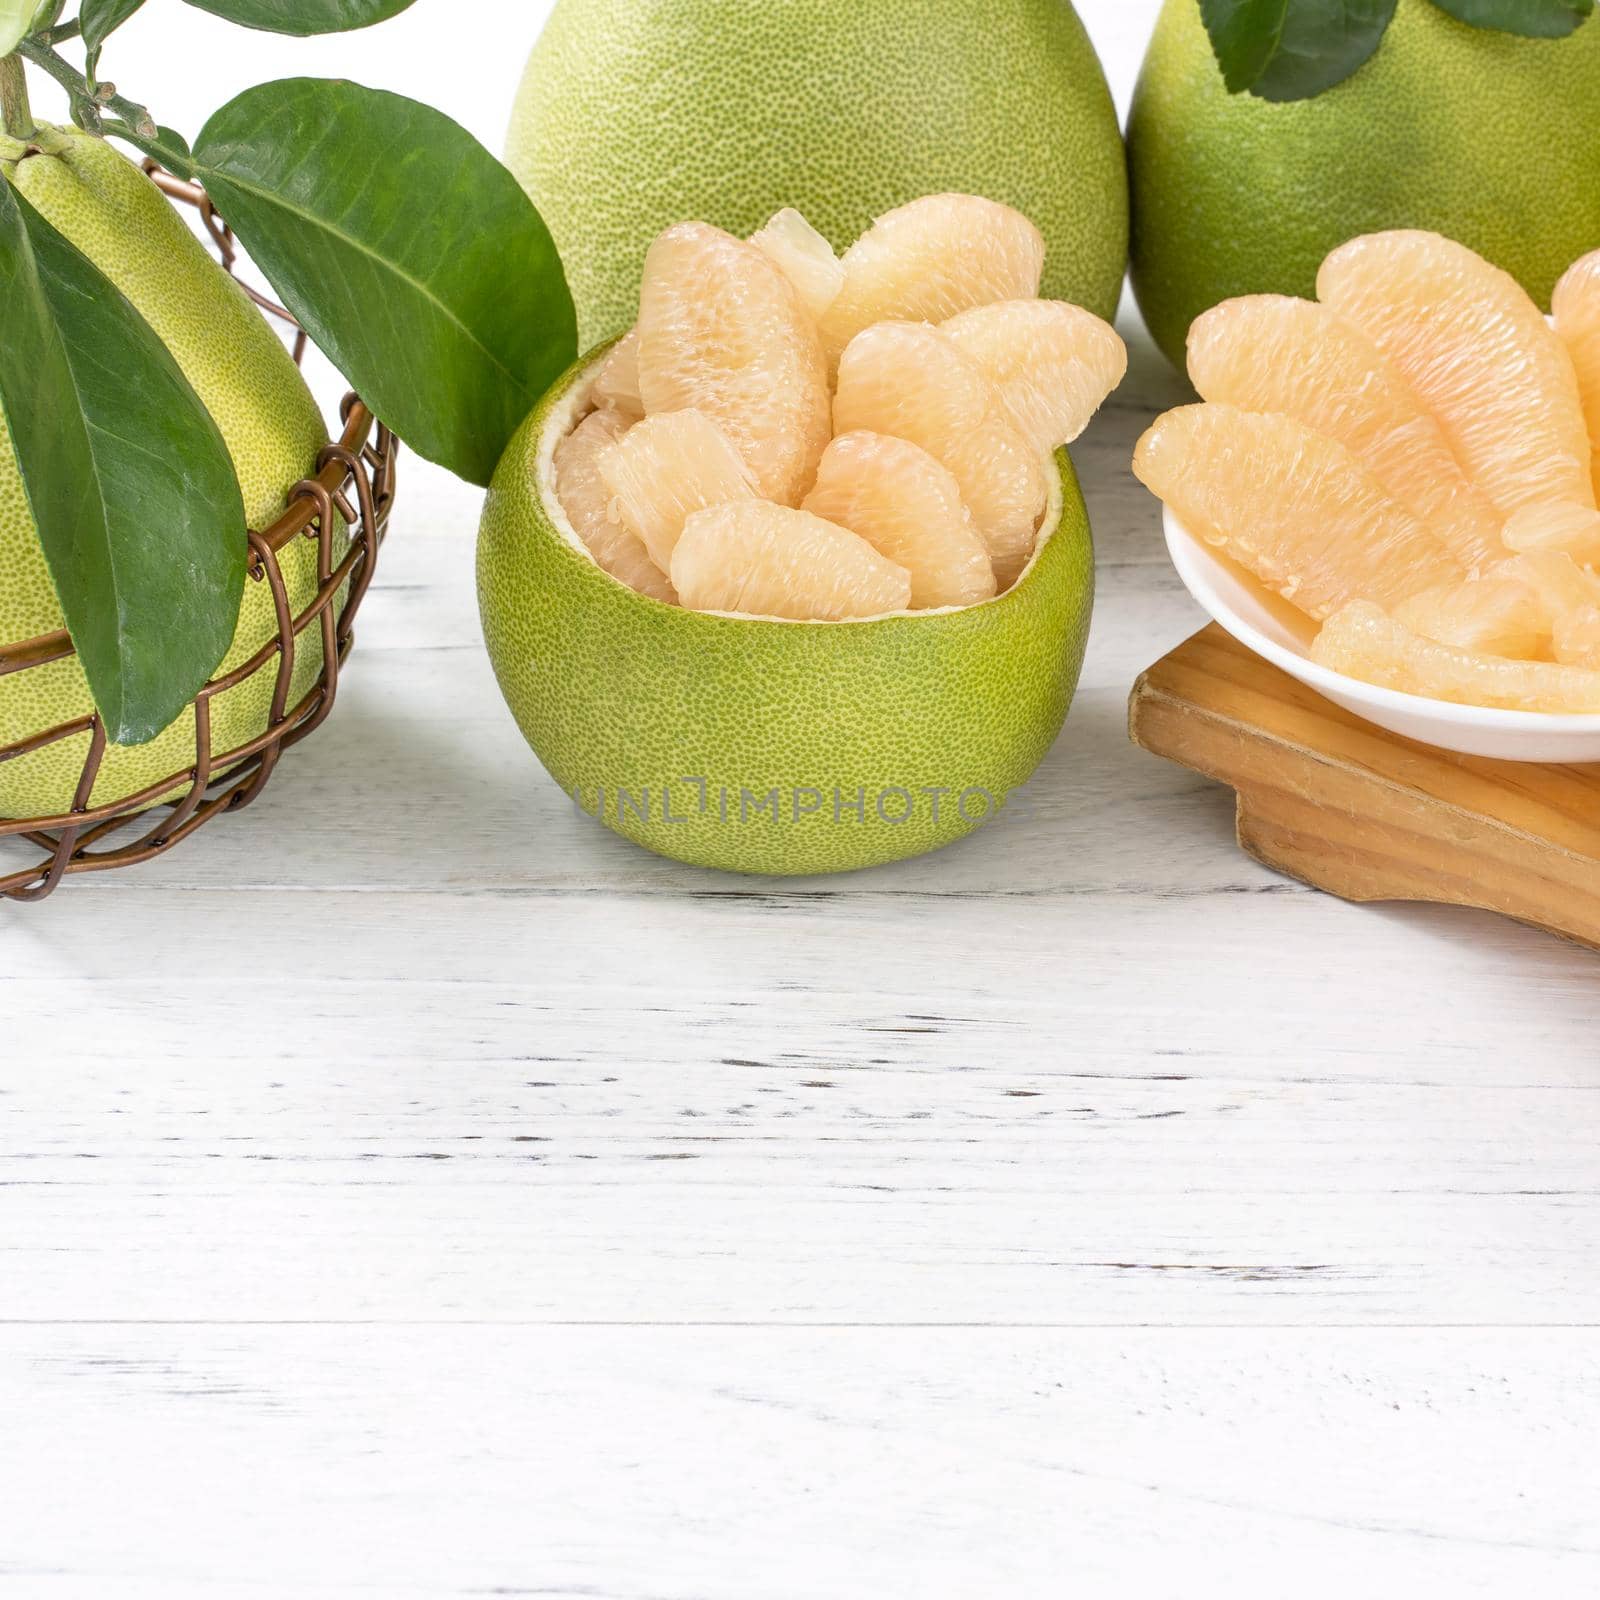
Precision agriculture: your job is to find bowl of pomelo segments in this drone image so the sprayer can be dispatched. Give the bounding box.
[478,349,1095,876]
[1165,509,1600,764]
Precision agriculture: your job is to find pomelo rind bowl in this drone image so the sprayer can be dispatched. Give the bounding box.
[1165,506,1600,764]
[477,349,1095,876]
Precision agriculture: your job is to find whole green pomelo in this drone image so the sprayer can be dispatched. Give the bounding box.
[506,0,1128,346]
[1129,0,1600,370]
[0,126,337,821]
[477,351,1095,876]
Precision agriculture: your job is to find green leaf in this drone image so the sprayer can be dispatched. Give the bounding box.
[113,122,194,176]
[81,0,149,70]
[0,0,34,54]
[1200,0,1290,90]
[0,175,245,744]
[179,0,416,34]
[191,78,576,486]
[1428,0,1593,36]
[1200,0,1399,100]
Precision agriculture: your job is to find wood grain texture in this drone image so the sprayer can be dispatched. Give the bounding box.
[3,1327,1598,1599]
[2,7,1599,1592]
[1131,626,1600,949]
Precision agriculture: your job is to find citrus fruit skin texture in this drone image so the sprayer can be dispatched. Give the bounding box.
[506,0,1128,346]
[1128,0,1600,370]
[478,352,1095,877]
[0,127,333,820]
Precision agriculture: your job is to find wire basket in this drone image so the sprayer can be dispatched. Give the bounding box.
[0,167,396,902]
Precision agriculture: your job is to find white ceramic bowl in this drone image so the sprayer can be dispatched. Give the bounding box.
[1163,507,1600,763]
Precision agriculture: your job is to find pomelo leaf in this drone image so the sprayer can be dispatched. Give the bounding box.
[1427,0,1593,36]
[0,0,33,54]
[191,78,576,486]
[115,123,194,175]
[179,0,416,34]
[81,0,149,67]
[0,175,246,745]
[1200,0,1291,92]
[1200,0,1399,100]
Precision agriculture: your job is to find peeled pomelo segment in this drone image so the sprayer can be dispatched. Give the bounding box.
[942,299,1127,454]
[1390,551,1600,661]
[671,501,911,621]
[1501,549,1600,612]
[1552,608,1600,669]
[1186,294,1504,573]
[833,321,1045,589]
[1312,600,1600,712]
[596,408,756,572]
[1391,572,1549,660]
[635,221,830,503]
[590,331,643,419]
[554,409,677,604]
[1500,501,1600,564]
[1317,230,1595,518]
[1553,251,1600,502]
[1133,404,1463,619]
[1496,551,1600,666]
[801,431,996,609]
[819,194,1045,362]
[749,208,845,326]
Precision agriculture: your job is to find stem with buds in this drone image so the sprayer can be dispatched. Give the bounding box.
[18,36,156,138]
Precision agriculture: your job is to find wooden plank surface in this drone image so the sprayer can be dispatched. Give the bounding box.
[3,1328,1597,1599]
[3,4,1599,1594]
[4,327,1597,1594]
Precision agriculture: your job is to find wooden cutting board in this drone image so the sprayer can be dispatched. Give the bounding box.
[1128,624,1600,952]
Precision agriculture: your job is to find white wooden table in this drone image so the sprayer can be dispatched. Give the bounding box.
[6,4,1600,1594]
